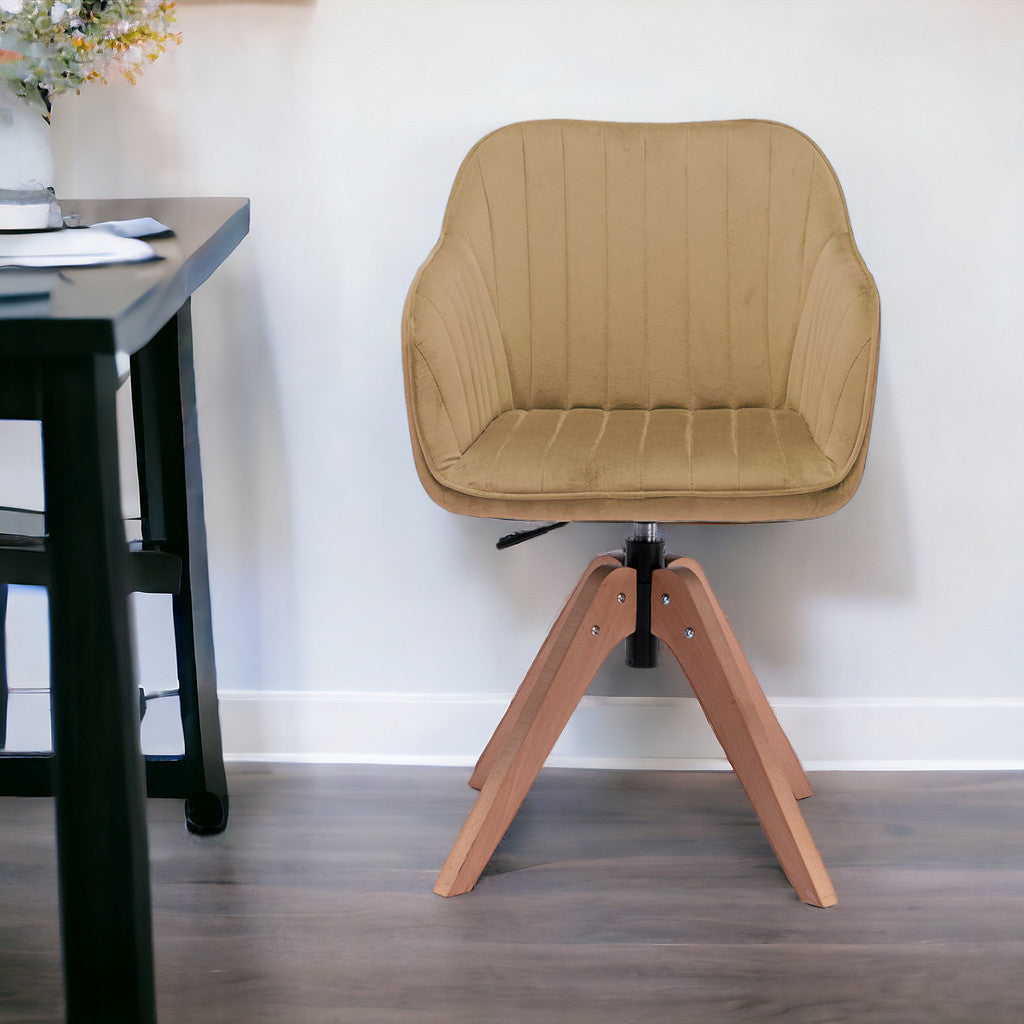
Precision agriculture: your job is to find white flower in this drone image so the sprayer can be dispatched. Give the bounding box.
[50,2,68,23]
[0,0,25,15]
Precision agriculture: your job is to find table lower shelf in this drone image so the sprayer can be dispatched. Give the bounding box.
[0,750,209,798]
[0,751,230,834]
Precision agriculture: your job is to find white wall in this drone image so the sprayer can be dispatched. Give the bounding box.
[5,0,1024,767]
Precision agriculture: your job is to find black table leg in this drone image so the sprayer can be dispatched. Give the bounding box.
[42,351,156,1024]
[131,300,228,832]
[0,582,8,750]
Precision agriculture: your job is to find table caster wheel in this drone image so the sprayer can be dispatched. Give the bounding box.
[184,793,229,835]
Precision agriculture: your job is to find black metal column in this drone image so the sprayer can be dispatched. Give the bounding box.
[624,523,665,668]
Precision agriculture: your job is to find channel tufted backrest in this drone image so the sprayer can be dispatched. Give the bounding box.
[442,119,852,413]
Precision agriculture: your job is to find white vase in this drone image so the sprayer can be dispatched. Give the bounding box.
[0,81,61,230]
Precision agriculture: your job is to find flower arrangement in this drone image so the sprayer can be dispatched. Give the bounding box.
[0,0,180,116]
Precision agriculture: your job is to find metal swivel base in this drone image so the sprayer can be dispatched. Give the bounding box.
[624,522,665,668]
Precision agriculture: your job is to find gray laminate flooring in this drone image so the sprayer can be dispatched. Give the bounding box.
[2,766,1023,1023]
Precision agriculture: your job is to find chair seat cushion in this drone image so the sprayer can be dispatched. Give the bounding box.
[444,408,836,502]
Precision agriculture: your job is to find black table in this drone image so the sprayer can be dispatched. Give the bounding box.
[0,197,249,1022]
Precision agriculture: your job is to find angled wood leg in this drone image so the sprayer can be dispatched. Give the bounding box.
[651,563,836,908]
[436,565,636,897]
[665,556,812,801]
[469,552,624,790]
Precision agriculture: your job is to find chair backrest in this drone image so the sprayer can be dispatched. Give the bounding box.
[440,119,855,413]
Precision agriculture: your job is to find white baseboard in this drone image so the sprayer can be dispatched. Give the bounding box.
[217,690,1024,771]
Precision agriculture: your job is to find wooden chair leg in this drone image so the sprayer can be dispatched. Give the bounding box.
[665,556,812,801]
[651,563,837,908]
[435,565,636,897]
[469,552,624,791]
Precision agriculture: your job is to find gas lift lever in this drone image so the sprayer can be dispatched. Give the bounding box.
[496,521,569,550]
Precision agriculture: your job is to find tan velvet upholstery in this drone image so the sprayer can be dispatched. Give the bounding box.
[403,120,879,522]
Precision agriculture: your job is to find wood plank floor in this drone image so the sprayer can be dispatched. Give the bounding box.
[2,766,1024,1023]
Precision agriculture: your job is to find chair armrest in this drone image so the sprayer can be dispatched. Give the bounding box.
[787,233,880,476]
[402,236,513,479]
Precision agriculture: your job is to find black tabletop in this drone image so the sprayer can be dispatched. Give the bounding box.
[0,197,250,357]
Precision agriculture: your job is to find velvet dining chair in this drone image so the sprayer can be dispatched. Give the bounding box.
[402,119,879,906]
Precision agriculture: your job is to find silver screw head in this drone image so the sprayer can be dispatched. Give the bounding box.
[617,593,626,603]
[661,594,671,605]
[591,625,601,636]
[685,628,695,639]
